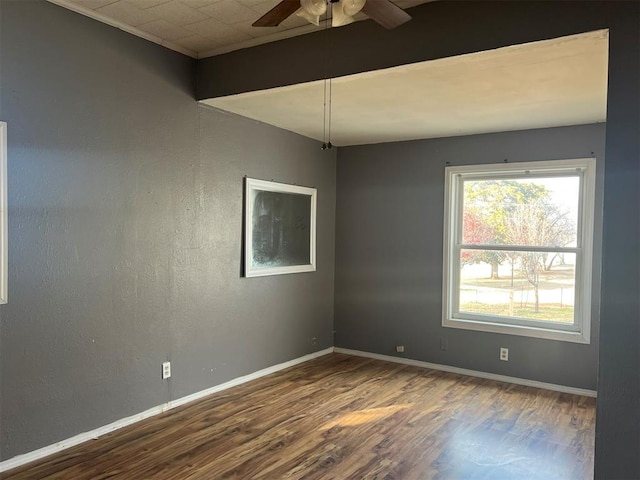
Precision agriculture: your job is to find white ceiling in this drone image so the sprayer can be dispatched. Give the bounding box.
[48,0,431,58]
[203,30,609,146]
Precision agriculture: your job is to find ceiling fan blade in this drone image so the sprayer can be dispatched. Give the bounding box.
[253,0,301,27]
[361,0,411,29]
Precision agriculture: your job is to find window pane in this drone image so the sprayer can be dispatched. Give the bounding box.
[462,177,580,247]
[459,249,576,324]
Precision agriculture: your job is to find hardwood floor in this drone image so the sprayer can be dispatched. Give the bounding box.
[2,354,595,480]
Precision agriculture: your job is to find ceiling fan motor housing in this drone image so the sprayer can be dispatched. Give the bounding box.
[253,0,411,29]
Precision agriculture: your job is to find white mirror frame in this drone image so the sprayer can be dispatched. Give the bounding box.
[244,178,317,278]
[0,122,7,303]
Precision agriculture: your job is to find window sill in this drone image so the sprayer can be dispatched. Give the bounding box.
[443,317,590,344]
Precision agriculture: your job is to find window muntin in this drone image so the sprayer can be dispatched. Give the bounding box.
[443,159,595,343]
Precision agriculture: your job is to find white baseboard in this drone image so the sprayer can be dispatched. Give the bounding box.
[0,347,333,473]
[334,347,597,398]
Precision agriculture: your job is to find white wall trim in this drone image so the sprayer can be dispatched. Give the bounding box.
[334,347,597,398]
[0,348,333,473]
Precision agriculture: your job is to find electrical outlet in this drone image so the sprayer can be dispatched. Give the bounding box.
[396,345,405,353]
[162,361,171,379]
[500,348,509,361]
[440,337,448,351]
[311,337,317,345]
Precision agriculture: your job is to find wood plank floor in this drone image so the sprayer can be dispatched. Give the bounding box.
[2,354,595,480]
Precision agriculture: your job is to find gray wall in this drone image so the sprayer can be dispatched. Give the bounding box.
[335,124,605,390]
[0,0,336,460]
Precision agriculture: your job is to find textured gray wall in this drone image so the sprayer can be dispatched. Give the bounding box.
[0,0,335,460]
[335,124,605,390]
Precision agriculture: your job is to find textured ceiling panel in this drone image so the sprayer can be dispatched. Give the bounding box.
[49,0,433,58]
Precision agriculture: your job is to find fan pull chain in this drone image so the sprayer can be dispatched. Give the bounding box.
[322,79,327,147]
[327,77,332,148]
[321,0,332,150]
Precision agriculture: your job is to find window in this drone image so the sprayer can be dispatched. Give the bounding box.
[442,159,596,343]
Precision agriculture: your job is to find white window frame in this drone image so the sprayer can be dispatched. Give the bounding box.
[0,122,7,304]
[442,158,596,344]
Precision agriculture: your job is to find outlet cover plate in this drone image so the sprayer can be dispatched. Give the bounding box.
[162,361,171,379]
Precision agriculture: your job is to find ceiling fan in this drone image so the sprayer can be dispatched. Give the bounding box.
[252,0,412,30]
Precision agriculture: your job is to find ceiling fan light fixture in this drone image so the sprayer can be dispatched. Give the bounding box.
[301,0,327,16]
[253,0,410,29]
[342,0,366,16]
[296,0,327,26]
[331,1,355,27]
[295,7,321,26]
